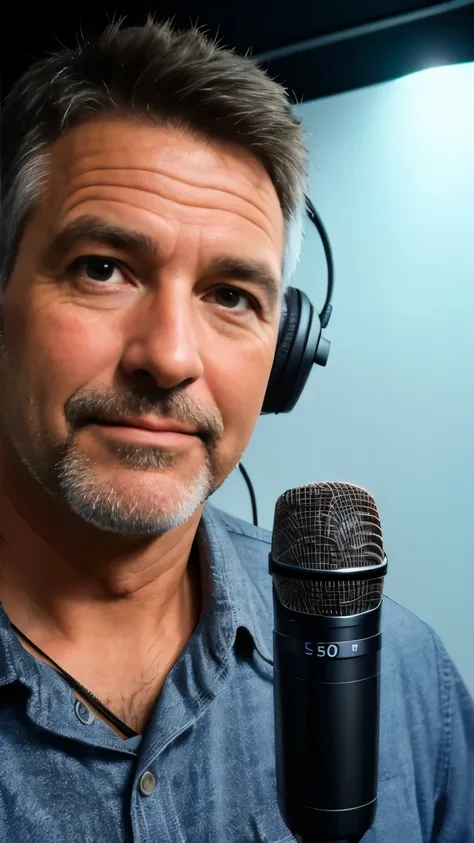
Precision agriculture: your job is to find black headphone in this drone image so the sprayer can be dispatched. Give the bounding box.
[261,196,334,415]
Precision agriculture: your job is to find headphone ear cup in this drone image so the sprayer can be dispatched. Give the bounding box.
[262,288,300,414]
[262,286,326,415]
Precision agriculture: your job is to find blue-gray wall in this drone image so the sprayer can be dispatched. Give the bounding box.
[212,62,474,695]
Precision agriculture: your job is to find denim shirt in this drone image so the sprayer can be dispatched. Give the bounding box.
[0,504,472,842]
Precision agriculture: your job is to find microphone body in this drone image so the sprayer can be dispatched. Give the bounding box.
[270,483,387,843]
[273,595,381,842]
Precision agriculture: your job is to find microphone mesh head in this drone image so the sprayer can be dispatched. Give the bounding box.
[271,482,386,617]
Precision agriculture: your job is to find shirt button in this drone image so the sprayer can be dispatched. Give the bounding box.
[139,772,156,796]
[75,700,95,725]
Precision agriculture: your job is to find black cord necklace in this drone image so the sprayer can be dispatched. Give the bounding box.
[10,622,139,739]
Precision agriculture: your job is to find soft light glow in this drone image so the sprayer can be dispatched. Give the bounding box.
[391,62,474,165]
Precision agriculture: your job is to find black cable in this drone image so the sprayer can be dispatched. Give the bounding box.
[238,462,258,527]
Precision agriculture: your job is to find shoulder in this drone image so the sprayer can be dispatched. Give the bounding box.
[379,597,447,714]
[380,595,447,696]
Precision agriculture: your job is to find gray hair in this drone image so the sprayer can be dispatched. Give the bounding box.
[0,18,308,292]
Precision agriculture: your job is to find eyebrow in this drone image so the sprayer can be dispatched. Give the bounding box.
[43,214,281,305]
[43,215,159,268]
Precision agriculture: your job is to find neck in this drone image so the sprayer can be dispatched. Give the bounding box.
[0,444,204,661]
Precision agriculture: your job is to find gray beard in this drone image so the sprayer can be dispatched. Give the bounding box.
[54,436,215,536]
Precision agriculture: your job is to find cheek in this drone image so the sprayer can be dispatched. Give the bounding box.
[204,338,275,447]
[5,301,117,416]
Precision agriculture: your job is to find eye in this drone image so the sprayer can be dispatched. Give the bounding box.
[68,256,124,284]
[208,286,254,311]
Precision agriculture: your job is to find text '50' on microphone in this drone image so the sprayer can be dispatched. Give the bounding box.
[269,482,388,843]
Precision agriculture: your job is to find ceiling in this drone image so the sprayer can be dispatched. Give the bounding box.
[2,0,474,101]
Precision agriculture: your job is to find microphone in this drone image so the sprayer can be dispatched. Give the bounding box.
[269,482,388,843]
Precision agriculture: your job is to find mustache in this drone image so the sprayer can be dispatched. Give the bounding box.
[65,387,224,445]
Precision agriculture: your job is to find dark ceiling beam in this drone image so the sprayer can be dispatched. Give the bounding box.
[255,0,474,102]
[255,0,473,61]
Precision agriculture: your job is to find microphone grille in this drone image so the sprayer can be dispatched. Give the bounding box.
[271,482,386,617]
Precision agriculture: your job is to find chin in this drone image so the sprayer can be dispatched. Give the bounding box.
[57,456,215,537]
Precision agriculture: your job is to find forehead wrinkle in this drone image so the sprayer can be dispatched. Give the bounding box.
[58,165,279,238]
[59,186,281,250]
[69,160,276,211]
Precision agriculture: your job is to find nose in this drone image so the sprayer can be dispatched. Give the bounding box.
[120,281,204,390]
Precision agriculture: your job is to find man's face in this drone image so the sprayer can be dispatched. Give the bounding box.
[0,117,284,536]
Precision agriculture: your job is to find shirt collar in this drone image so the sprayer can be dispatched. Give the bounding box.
[198,504,272,664]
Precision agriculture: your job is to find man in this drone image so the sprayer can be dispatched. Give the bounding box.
[0,19,472,843]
